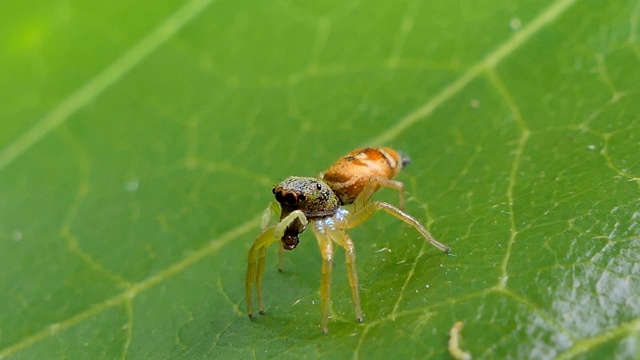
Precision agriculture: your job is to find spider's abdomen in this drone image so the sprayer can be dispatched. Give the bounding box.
[320,147,409,205]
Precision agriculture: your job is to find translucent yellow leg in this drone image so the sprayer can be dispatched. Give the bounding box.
[328,228,363,323]
[355,176,406,210]
[260,201,283,272]
[312,224,334,333]
[278,245,285,272]
[346,201,451,253]
[247,210,308,318]
[246,227,276,317]
[260,201,280,230]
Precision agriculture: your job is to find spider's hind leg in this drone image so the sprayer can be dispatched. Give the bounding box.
[355,176,406,210]
[346,201,450,253]
[328,228,363,323]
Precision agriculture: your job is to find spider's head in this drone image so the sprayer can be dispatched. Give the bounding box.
[272,176,340,219]
[272,176,338,251]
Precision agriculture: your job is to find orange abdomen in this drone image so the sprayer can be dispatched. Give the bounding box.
[320,147,407,205]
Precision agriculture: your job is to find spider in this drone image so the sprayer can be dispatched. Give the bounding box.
[245,147,451,333]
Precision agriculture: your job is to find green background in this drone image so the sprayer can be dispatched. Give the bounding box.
[1,0,639,359]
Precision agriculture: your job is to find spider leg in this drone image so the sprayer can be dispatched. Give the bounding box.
[258,200,296,272]
[278,243,285,272]
[259,201,290,272]
[327,228,363,323]
[311,222,334,333]
[247,210,308,318]
[261,201,281,230]
[355,176,406,210]
[246,227,276,317]
[346,201,451,253]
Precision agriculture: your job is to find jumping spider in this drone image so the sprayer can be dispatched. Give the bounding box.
[245,147,450,333]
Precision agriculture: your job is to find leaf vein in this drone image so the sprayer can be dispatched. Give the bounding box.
[368,0,578,146]
[0,0,216,172]
[0,213,261,358]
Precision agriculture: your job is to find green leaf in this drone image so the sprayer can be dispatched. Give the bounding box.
[1,0,638,359]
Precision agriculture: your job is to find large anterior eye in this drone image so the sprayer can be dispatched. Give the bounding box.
[284,193,296,206]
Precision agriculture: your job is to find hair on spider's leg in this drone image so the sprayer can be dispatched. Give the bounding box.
[345,201,451,253]
[328,228,363,323]
[312,224,335,333]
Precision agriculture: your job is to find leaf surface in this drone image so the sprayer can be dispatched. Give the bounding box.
[1,0,639,359]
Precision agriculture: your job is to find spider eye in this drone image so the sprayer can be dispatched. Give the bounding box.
[272,187,276,194]
[274,190,284,202]
[284,193,297,206]
[298,194,306,201]
[316,183,322,191]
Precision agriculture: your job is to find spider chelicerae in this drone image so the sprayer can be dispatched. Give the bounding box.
[245,147,451,333]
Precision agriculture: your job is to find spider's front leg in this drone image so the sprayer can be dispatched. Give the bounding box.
[346,201,451,253]
[311,223,335,333]
[311,218,363,333]
[260,201,290,272]
[246,209,308,318]
[260,201,281,230]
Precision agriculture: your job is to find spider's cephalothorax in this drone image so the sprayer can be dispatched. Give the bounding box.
[246,147,451,333]
[272,176,339,250]
[273,176,340,218]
